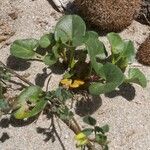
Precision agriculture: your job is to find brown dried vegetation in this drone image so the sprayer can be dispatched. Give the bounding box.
[74,0,141,31]
[136,36,150,65]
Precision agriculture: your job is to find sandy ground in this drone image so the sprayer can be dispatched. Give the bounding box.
[0,0,150,150]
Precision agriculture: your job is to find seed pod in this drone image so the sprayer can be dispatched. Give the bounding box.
[136,36,150,65]
[74,0,141,32]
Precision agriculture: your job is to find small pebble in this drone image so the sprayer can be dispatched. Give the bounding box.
[8,11,18,20]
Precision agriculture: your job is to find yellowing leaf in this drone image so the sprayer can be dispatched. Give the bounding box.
[70,80,85,88]
[75,132,88,147]
[75,132,86,140]
[60,79,85,89]
[60,79,72,87]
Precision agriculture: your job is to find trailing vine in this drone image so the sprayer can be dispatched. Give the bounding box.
[0,15,147,150]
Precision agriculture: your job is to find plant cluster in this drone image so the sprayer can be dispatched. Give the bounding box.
[0,15,147,150]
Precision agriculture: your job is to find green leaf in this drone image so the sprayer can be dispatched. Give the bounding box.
[122,40,135,62]
[0,99,10,117]
[112,40,135,70]
[54,15,86,46]
[82,128,94,136]
[39,33,55,48]
[0,82,3,99]
[95,125,109,134]
[55,87,73,102]
[43,53,58,66]
[95,134,107,145]
[10,39,38,59]
[107,32,123,54]
[86,31,107,60]
[58,106,74,121]
[0,99,10,112]
[63,71,74,79]
[43,43,60,66]
[83,116,96,126]
[101,124,109,133]
[108,33,135,70]
[85,31,107,76]
[89,63,125,95]
[84,31,99,40]
[13,86,48,119]
[126,68,147,88]
[0,67,11,81]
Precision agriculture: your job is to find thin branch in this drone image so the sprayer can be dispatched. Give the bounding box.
[0,61,33,86]
[62,117,94,150]
[51,115,66,150]
[50,0,65,12]
[46,75,52,92]
[9,79,27,88]
[141,13,150,26]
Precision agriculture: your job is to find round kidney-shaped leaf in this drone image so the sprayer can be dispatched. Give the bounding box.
[126,68,147,88]
[10,39,38,59]
[39,33,55,48]
[89,63,125,95]
[43,53,58,66]
[54,15,86,46]
[107,32,123,54]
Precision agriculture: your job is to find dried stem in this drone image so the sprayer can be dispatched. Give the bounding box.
[142,13,150,26]
[62,117,94,149]
[0,61,33,86]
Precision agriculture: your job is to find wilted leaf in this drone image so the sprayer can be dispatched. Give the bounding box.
[13,86,48,119]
